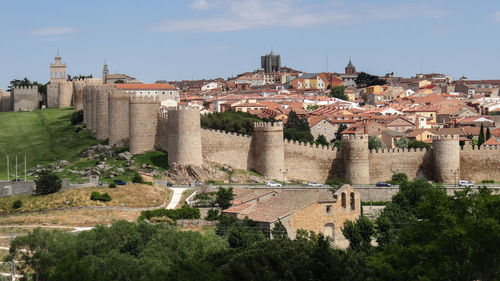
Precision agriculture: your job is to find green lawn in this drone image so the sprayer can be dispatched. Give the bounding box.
[0,108,100,180]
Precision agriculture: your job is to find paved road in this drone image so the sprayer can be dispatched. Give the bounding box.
[166,187,188,209]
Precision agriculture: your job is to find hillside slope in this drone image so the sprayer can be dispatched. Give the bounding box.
[0,108,99,180]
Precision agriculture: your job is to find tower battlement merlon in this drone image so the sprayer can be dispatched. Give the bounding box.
[342,134,369,141]
[129,96,159,104]
[432,135,460,141]
[253,122,284,129]
[13,86,38,91]
[167,105,200,112]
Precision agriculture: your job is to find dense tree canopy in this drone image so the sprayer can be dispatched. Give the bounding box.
[354,72,386,88]
[201,111,263,135]
[330,86,349,100]
[7,179,500,281]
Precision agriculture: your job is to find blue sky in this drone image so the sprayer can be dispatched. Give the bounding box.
[1,0,500,89]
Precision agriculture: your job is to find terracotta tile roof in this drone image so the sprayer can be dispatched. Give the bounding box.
[116,83,177,90]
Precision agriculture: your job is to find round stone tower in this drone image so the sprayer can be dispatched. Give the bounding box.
[83,86,91,126]
[96,85,112,140]
[167,106,203,167]
[108,91,130,146]
[252,122,285,180]
[73,80,85,112]
[129,96,160,154]
[91,86,98,135]
[432,135,460,183]
[342,134,370,185]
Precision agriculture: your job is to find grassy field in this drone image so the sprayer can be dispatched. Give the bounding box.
[0,184,169,214]
[0,108,100,180]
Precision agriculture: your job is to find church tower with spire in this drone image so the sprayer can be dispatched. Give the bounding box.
[345,57,356,74]
[102,60,109,83]
[50,52,67,82]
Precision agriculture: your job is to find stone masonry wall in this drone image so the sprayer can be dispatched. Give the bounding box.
[369,148,433,183]
[58,81,73,107]
[108,92,130,146]
[290,187,360,249]
[47,83,59,108]
[11,86,38,111]
[201,129,253,170]
[460,145,500,182]
[129,97,160,154]
[284,141,342,183]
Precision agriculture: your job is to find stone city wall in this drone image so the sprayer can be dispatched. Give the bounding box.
[201,129,253,170]
[460,145,500,182]
[284,141,341,183]
[47,83,59,108]
[11,86,38,111]
[369,148,433,183]
[58,81,73,107]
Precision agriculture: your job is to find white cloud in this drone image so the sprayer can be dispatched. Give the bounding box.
[152,0,449,32]
[189,0,211,10]
[30,26,78,36]
[495,11,500,22]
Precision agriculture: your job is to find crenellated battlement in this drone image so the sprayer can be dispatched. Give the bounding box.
[284,139,339,152]
[461,144,499,151]
[158,112,168,120]
[253,122,284,128]
[433,135,459,141]
[369,147,429,154]
[167,105,200,112]
[129,96,159,104]
[202,128,252,139]
[342,134,369,141]
[13,86,38,91]
[109,91,130,99]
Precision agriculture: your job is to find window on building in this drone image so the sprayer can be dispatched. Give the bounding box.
[341,193,346,208]
[350,193,355,210]
[326,205,332,215]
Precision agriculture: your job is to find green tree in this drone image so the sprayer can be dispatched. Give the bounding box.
[478,123,485,146]
[271,220,288,240]
[368,135,386,150]
[132,173,144,183]
[216,187,234,209]
[342,216,375,252]
[486,126,491,140]
[335,124,348,141]
[355,72,386,88]
[285,110,310,132]
[330,86,348,100]
[408,140,431,149]
[315,134,329,146]
[114,79,125,84]
[393,137,409,149]
[390,173,408,185]
[70,110,84,125]
[34,170,62,195]
[205,209,219,221]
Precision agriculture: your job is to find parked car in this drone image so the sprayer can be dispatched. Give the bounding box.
[267,181,282,187]
[376,182,392,187]
[458,180,474,187]
[308,182,323,187]
[166,182,173,187]
[114,179,127,186]
[193,181,203,187]
[11,179,23,182]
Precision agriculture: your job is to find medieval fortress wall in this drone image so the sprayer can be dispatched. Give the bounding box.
[10,86,39,111]
[81,86,500,183]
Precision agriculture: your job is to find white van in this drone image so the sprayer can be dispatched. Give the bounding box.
[458,180,474,187]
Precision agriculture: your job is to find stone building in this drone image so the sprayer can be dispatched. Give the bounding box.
[223,185,361,249]
[261,49,281,73]
[10,86,39,111]
[102,62,138,84]
[47,55,73,108]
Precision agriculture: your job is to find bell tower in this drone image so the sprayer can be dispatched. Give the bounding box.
[102,60,109,83]
[50,52,67,82]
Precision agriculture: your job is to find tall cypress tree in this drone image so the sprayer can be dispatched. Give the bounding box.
[478,123,485,147]
[486,127,491,140]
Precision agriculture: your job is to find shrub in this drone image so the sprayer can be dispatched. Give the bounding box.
[132,173,144,184]
[216,187,234,209]
[34,170,62,195]
[100,193,112,202]
[408,140,431,149]
[206,209,220,221]
[90,191,112,202]
[90,191,101,201]
[70,110,84,125]
[12,200,22,209]
[481,180,494,184]
[108,183,117,188]
[139,205,201,221]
